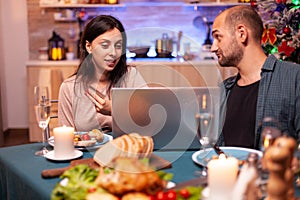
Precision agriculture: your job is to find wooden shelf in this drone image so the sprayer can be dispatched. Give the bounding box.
[40,2,246,9]
[39,3,125,8]
[184,2,249,9]
[54,17,77,22]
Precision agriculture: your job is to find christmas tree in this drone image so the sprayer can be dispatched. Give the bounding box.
[252,0,300,63]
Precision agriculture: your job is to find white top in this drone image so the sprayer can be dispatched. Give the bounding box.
[58,67,147,131]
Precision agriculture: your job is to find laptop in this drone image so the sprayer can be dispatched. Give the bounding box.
[111,87,221,150]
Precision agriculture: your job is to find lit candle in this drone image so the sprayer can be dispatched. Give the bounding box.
[53,125,75,159]
[263,134,272,149]
[202,94,207,110]
[261,126,280,151]
[106,0,118,4]
[207,154,239,200]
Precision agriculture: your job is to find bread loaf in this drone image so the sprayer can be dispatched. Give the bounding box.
[93,133,154,167]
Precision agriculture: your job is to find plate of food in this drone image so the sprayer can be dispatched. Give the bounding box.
[48,129,113,150]
[192,147,263,167]
[50,157,204,200]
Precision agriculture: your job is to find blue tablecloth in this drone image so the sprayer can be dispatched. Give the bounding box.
[0,143,203,200]
[0,143,299,200]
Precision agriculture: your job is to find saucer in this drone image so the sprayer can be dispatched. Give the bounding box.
[44,150,83,161]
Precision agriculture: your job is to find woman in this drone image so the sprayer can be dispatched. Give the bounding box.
[58,15,147,132]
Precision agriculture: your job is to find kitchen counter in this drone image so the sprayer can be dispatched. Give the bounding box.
[26,58,219,66]
[26,60,79,66]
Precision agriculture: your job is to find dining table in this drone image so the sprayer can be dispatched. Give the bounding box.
[0,142,299,200]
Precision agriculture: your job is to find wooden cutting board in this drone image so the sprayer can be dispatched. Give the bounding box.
[41,158,99,178]
[41,155,172,179]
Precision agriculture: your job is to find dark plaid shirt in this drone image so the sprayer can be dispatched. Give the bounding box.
[218,55,300,149]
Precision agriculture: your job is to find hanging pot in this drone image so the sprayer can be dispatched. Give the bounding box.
[155,33,173,58]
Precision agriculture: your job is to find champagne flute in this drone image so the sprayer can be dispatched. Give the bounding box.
[195,91,219,153]
[34,86,51,156]
[196,112,213,152]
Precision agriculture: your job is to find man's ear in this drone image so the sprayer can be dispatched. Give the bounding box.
[85,41,92,54]
[236,24,248,43]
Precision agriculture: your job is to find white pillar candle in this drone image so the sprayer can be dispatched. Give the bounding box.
[207,154,239,200]
[53,125,75,159]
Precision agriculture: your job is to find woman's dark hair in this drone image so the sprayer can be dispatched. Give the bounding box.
[74,15,128,95]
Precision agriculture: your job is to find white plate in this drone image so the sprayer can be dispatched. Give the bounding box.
[166,181,176,189]
[192,147,263,167]
[48,133,113,150]
[44,150,83,161]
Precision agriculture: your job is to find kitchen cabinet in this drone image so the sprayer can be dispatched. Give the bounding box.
[133,60,236,87]
[27,59,237,141]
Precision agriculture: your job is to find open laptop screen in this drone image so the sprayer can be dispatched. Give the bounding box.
[111,87,220,150]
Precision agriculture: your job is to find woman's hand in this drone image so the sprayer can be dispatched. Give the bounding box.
[85,89,111,116]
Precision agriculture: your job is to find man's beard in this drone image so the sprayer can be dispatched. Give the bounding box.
[218,38,243,67]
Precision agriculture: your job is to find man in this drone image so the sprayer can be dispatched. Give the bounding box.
[211,5,300,149]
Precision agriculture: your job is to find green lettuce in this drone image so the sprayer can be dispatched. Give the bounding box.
[51,164,99,200]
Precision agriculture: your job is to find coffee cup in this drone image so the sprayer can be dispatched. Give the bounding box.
[66,52,75,60]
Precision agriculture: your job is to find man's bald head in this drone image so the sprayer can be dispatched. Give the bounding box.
[216,5,264,42]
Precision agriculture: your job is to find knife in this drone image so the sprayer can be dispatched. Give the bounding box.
[165,177,207,191]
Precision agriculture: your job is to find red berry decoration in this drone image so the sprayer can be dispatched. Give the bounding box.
[276,0,286,3]
[283,26,291,35]
[251,0,257,8]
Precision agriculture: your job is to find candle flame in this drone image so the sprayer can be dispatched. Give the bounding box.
[202,94,207,110]
[204,119,209,127]
[264,137,270,148]
[219,153,226,160]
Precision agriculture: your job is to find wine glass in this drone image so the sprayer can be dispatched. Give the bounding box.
[34,86,51,156]
[195,112,213,153]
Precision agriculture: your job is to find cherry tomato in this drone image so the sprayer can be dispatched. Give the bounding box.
[165,190,176,200]
[81,133,90,141]
[149,195,156,200]
[179,188,190,198]
[87,187,96,193]
[156,191,165,200]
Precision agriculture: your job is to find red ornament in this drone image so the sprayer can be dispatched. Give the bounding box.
[262,27,277,45]
[278,41,295,57]
[283,26,291,35]
[276,0,287,3]
[251,0,257,8]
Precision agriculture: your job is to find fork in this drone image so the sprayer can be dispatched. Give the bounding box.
[213,143,227,158]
